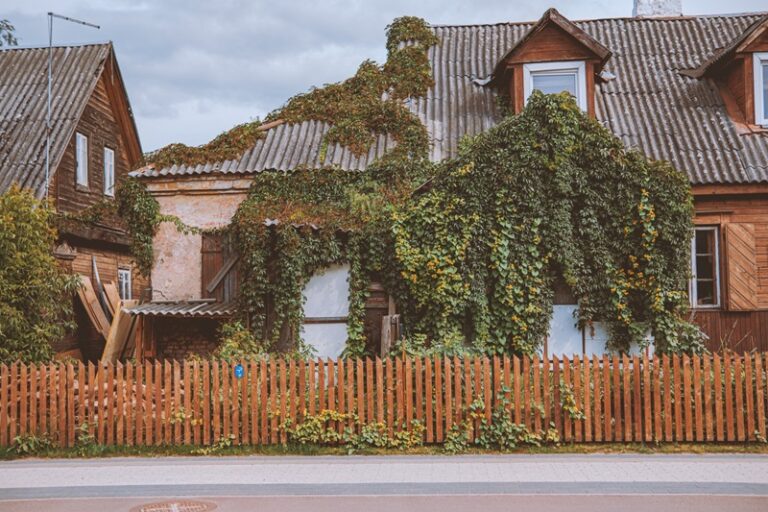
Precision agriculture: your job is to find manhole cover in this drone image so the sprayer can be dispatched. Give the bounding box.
[131,501,217,512]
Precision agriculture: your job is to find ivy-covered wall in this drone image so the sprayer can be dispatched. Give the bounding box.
[122,16,702,357]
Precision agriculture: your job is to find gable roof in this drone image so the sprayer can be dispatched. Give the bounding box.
[134,12,768,186]
[688,14,768,78]
[490,8,611,81]
[0,42,141,198]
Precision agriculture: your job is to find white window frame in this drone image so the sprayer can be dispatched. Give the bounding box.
[753,52,768,127]
[690,226,720,309]
[103,147,115,196]
[523,60,587,111]
[75,132,88,186]
[117,268,132,300]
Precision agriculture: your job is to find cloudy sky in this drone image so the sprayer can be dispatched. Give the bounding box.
[4,0,766,151]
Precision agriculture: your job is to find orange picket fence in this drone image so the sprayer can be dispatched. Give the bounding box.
[0,353,766,448]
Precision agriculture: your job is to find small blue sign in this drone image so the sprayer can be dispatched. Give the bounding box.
[234,364,244,379]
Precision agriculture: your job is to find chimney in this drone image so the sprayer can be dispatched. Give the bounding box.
[633,0,682,17]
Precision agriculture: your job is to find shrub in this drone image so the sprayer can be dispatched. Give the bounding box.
[0,186,79,363]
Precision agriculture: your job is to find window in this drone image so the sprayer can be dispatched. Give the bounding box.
[754,52,768,126]
[103,147,115,196]
[690,227,720,308]
[523,60,587,111]
[75,133,89,186]
[117,268,132,300]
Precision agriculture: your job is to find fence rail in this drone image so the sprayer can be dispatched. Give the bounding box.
[1,353,767,448]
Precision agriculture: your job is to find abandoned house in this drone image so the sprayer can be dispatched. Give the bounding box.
[129,2,768,358]
[0,43,146,360]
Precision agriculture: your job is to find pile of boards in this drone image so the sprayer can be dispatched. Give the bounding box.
[75,267,140,363]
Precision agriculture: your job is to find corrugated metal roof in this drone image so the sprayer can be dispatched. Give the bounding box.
[126,301,236,318]
[133,13,768,185]
[0,43,111,198]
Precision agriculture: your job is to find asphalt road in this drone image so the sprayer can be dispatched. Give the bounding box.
[1,454,767,511]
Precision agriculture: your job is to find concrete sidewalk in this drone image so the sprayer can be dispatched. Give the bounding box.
[1,454,767,511]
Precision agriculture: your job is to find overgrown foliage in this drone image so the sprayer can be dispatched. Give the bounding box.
[146,120,265,170]
[267,16,439,160]
[392,92,702,354]
[213,321,265,361]
[231,92,700,356]
[0,186,79,363]
[280,410,425,454]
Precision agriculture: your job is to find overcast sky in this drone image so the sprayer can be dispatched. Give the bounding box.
[4,0,766,152]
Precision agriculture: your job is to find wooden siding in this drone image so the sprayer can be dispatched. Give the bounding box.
[694,193,768,309]
[51,71,133,221]
[724,223,758,311]
[693,191,768,350]
[505,24,597,64]
[694,310,768,352]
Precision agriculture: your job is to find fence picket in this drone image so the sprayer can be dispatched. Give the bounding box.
[735,355,745,442]
[703,355,713,442]
[745,354,755,442]
[756,354,766,438]
[693,355,703,442]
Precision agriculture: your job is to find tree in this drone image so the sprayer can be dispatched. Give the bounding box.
[0,186,79,363]
[0,19,17,47]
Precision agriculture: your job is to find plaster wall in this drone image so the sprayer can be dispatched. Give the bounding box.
[146,177,250,300]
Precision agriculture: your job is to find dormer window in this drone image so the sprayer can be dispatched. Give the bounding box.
[754,52,768,126]
[524,61,587,111]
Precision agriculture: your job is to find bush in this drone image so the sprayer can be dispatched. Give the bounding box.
[0,186,79,363]
[213,321,265,361]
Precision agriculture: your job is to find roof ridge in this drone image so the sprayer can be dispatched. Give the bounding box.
[428,11,767,29]
[0,41,112,52]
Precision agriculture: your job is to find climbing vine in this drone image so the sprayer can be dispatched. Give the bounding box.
[145,120,266,170]
[391,91,702,354]
[266,16,439,160]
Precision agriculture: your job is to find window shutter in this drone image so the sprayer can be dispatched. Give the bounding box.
[724,223,758,311]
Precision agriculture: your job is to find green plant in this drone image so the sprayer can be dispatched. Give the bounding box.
[193,434,237,455]
[0,186,79,363]
[559,382,586,421]
[268,16,438,161]
[11,433,53,455]
[392,91,701,354]
[444,419,473,454]
[214,321,266,361]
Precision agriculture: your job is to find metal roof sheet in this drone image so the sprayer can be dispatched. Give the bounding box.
[133,13,768,185]
[126,301,236,318]
[0,43,112,198]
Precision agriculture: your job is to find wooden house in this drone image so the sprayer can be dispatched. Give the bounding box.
[130,3,768,357]
[0,43,146,360]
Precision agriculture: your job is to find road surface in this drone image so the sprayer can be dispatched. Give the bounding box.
[0,453,767,511]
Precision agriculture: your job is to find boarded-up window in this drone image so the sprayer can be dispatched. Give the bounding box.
[724,223,758,311]
[201,233,239,302]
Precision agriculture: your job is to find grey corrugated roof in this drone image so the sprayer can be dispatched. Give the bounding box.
[133,13,768,185]
[126,301,236,318]
[0,43,111,198]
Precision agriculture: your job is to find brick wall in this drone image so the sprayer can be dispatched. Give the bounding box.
[155,317,222,360]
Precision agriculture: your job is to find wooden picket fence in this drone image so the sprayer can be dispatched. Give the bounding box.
[1,353,767,448]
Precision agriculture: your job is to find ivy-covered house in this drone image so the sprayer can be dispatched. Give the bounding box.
[129,1,768,359]
[0,43,146,360]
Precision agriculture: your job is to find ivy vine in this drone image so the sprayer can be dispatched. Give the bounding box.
[391,92,702,354]
[266,16,439,160]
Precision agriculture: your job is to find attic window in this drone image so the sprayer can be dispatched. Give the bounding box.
[754,52,768,126]
[524,61,587,111]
